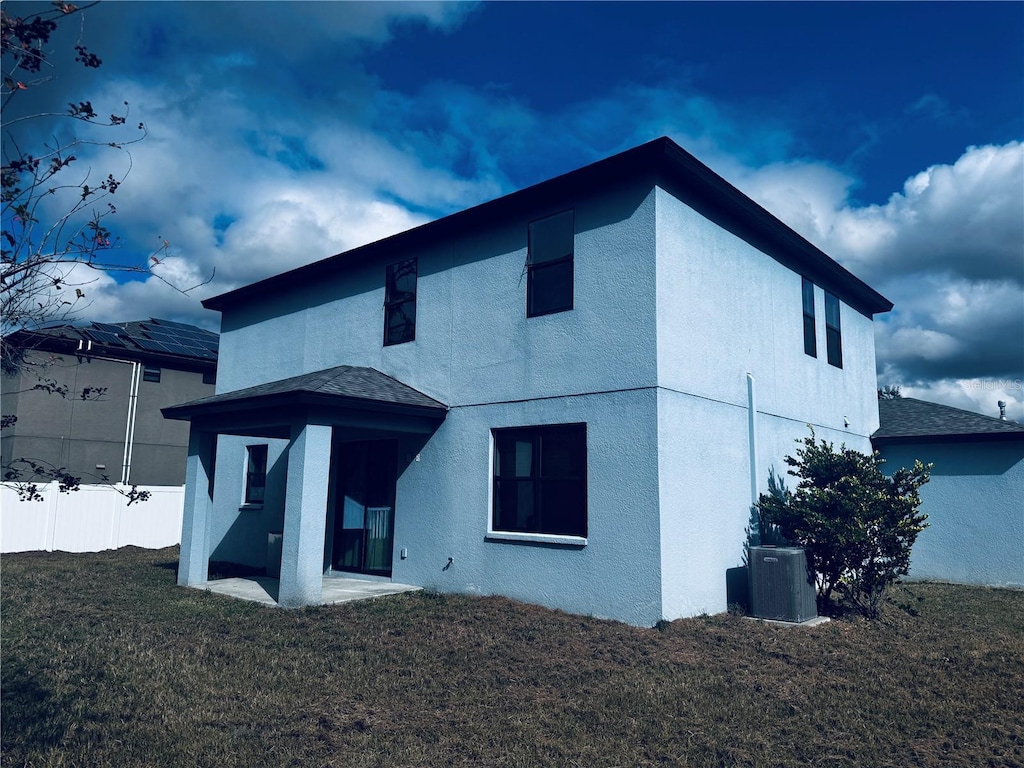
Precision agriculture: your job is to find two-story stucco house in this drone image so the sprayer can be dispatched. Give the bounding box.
[164,137,892,626]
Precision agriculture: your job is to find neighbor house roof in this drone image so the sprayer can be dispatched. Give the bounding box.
[4,318,218,367]
[162,365,447,422]
[873,397,1024,445]
[204,136,893,318]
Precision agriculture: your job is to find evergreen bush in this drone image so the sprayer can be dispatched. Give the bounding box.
[758,431,931,618]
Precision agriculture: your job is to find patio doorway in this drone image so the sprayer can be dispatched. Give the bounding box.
[332,439,398,577]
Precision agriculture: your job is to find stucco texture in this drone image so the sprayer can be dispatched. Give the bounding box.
[878,441,1024,588]
[190,173,885,625]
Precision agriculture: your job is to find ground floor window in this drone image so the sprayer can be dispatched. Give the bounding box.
[492,423,587,537]
[244,444,268,504]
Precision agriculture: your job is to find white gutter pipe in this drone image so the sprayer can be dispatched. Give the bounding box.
[746,372,758,507]
[121,360,141,484]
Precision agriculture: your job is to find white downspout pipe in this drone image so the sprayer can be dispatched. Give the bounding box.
[746,372,758,507]
[121,360,141,484]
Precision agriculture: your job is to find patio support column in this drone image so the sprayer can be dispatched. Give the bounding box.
[279,422,332,608]
[178,428,217,586]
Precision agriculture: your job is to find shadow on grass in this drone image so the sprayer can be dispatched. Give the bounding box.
[0,657,73,753]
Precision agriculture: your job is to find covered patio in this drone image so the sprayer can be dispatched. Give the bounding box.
[163,365,447,608]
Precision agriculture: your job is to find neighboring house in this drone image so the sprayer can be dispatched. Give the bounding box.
[1,318,218,553]
[873,397,1024,589]
[164,137,892,626]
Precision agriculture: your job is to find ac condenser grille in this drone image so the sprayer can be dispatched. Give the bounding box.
[748,546,818,623]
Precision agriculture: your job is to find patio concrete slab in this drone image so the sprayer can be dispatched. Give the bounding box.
[198,575,421,607]
[745,615,831,627]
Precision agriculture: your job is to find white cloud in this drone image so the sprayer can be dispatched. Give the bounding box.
[15,6,1017,423]
[833,142,1023,285]
[900,378,1024,424]
[709,141,1023,416]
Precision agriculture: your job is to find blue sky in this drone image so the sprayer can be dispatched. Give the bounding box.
[5,1,1023,418]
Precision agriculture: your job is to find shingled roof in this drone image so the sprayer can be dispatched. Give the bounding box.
[163,365,446,422]
[873,397,1024,445]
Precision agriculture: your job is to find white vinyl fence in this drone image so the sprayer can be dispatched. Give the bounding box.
[1,483,183,553]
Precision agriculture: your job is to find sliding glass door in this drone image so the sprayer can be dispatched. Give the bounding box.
[332,440,397,576]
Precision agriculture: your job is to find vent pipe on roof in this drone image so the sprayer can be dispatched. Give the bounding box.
[998,401,1007,421]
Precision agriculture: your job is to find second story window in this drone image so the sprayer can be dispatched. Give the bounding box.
[802,277,817,358]
[143,365,161,383]
[825,291,843,368]
[384,258,417,346]
[527,210,574,317]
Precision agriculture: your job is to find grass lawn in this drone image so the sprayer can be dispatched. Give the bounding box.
[2,547,1022,767]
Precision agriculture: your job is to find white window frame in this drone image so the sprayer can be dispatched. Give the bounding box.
[241,443,268,509]
[485,423,588,547]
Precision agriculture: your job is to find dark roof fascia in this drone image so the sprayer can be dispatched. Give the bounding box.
[162,390,448,423]
[3,329,216,371]
[204,137,892,317]
[872,431,1024,447]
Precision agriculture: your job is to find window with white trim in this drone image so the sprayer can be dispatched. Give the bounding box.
[244,444,268,505]
[492,423,587,537]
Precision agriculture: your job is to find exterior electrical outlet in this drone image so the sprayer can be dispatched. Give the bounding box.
[748,546,818,623]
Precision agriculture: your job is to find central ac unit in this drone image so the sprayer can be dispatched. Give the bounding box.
[747,546,817,623]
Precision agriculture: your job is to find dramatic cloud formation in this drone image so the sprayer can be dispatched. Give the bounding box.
[6,2,1021,420]
[732,143,1024,420]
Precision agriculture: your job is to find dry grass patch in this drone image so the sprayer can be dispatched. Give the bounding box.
[3,547,1022,767]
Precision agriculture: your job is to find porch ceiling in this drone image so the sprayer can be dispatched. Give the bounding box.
[162,365,447,435]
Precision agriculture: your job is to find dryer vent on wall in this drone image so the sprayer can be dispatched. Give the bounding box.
[747,546,818,623]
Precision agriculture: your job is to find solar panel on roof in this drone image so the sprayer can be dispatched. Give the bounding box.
[147,318,211,332]
[132,337,174,353]
[91,322,127,335]
[82,330,127,347]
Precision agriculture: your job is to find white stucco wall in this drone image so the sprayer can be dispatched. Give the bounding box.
[390,389,663,626]
[217,179,658,406]
[204,180,666,624]
[207,436,289,567]
[877,440,1024,588]
[200,177,885,625]
[653,188,878,618]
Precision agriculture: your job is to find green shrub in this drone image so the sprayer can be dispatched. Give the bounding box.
[758,430,931,618]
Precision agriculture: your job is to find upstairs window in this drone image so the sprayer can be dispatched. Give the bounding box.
[384,257,417,346]
[492,423,587,538]
[802,277,817,358]
[527,210,574,317]
[825,291,843,368]
[244,444,268,505]
[143,365,161,383]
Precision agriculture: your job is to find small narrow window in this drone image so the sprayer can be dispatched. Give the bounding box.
[492,423,587,537]
[527,210,574,317]
[825,292,843,368]
[802,277,817,358]
[384,258,417,346]
[202,370,217,385]
[143,365,161,383]
[244,444,268,505]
